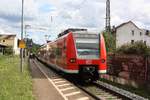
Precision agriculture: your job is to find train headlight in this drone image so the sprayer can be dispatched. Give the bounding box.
[70,58,76,63]
[101,59,105,63]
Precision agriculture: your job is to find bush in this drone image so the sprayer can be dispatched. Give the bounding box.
[116,41,150,55]
[4,47,13,55]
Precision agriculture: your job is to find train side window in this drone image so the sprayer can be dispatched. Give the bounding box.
[56,48,62,57]
[64,42,66,50]
[50,53,55,58]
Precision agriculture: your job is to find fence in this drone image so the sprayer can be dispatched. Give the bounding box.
[107,54,150,86]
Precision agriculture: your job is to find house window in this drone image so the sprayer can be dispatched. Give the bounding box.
[144,41,146,45]
[3,40,5,42]
[132,30,134,36]
[140,32,142,36]
[146,30,149,35]
[131,40,134,44]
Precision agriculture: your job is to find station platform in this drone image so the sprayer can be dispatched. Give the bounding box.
[29,59,93,100]
[30,60,64,100]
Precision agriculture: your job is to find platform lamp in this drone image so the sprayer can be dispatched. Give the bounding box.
[45,34,51,43]
[25,25,31,39]
[24,25,31,48]
[24,25,29,57]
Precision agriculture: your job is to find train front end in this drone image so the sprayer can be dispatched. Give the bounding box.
[67,31,107,81]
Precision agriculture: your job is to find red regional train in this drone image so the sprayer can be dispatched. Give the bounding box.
[37,28,107,81]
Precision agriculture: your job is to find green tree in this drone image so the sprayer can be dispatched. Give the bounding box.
[102,32,116,53]
[30,43,40,54]
[26,38,40,54]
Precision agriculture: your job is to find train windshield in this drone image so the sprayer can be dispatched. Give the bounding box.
[73,32,100,59]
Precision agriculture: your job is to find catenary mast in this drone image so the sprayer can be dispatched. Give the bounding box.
[106,0,111,32]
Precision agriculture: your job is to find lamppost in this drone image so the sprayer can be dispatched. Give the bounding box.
[45,35,51,43]
[24,25,31,57]
[25,25,31,39]
[20,0,24,73]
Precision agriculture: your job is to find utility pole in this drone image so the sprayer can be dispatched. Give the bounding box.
[106,0,111,32]
[20,0,24,73]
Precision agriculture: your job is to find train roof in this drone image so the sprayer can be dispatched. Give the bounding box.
[58,28,87,38]
[39,28,100,49]
[73,31,98,34]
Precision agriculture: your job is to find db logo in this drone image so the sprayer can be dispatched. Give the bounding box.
[86,60,92,64]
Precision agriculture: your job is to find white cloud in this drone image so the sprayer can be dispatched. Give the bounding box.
[0,0,149,44]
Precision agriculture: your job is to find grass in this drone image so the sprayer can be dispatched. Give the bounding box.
[99,78,150,99]
[0,55,34,100]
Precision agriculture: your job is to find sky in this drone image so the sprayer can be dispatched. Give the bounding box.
[0,0,150,44]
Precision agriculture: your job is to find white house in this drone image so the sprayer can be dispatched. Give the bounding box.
[13,36,20,55]
[0,34,20,55]
[113,21,150,48]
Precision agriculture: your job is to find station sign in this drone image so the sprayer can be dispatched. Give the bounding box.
[18,40,26,48]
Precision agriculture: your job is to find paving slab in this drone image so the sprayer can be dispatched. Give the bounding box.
[30,60,64,100]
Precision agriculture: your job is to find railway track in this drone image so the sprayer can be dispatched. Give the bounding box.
[74,82,127,100]
[34,58,148,100]
[95,81,148,100]
[74,81,148,100]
